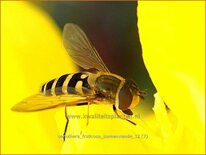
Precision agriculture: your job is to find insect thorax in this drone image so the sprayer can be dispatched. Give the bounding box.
[92,73,125,103]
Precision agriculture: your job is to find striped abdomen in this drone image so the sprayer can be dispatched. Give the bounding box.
[41,72,92,96]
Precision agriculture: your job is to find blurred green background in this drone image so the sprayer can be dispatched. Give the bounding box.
[34,2,156,114]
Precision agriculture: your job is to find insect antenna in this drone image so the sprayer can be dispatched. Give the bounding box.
[137,90,147,99]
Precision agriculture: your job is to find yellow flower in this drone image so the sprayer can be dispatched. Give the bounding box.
[1,1,205,154]
[1,1,77,154]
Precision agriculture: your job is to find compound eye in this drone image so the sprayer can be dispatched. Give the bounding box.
[118,83,133,110]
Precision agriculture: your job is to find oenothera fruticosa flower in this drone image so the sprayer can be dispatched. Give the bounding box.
[1,1,205,155]
[1,1,77,154]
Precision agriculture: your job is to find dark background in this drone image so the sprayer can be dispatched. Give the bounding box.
[34,2,156,114]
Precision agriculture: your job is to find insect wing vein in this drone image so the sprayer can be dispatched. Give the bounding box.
[63,23,110,72]
[11,94,88,112]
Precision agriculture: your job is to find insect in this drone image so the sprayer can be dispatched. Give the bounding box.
[12,23,146,141]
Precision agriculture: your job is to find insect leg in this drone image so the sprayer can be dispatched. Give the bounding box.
[63,106,69,141]
[112,105,136,125]
[86,102,91,126]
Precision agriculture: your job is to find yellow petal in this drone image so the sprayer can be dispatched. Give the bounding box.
[1,1,77,154]
[153,93,173,141]
[138,1,205,153]
[61,104,154,154]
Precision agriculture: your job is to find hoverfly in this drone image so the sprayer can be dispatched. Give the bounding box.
[12,23,145,141]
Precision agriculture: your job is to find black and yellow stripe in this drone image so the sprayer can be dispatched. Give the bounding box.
[41,72,91,96]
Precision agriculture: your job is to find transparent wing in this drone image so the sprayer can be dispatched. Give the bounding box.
[11,94,89,112]
[63,23,110,72]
